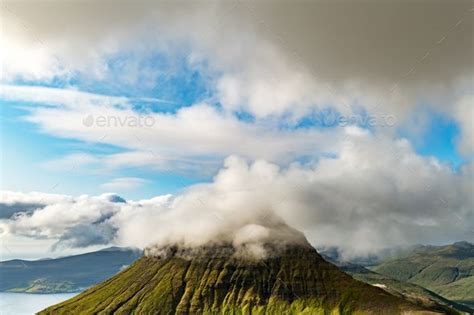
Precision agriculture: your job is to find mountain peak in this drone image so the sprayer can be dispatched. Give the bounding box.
[40,241,434,314]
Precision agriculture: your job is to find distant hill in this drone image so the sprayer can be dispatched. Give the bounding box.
[0,247,142,293]
[40,241,439,314]
[371,241,474,309]
[335,262,472,314]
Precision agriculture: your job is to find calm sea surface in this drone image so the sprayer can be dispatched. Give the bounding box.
[0,292,78,315]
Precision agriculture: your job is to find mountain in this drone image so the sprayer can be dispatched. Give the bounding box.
[336,263,472,314]
[371,241,474,309]
[40,240,440,314]
[0,247,142,293]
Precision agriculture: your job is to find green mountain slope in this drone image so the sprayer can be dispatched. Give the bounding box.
[434,276,474,309]
[40,243,438,315]
[337,263,471,314]
[0,247,141,293]
[372,242,474,309]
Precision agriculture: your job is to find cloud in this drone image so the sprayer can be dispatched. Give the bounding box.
[2,1,471,117]
[0,203,45,219]
[40,151,220,178]
[1,0,472,160]
[1,129,472,258]
[124,133,472,258]
[0,191,71,211]
[100,177,149,191]
[0,192,124,248]
[4,85,344,171]
[41,153,100,171]
[103,151,220,176]
[453,94,474,155]
[0,84,128,108]
[53,222,118,250]
[0,1,472,258]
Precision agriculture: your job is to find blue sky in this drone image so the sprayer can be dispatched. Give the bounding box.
[0,51,218,199]
[1,96,206,199]
[398,110,465,170]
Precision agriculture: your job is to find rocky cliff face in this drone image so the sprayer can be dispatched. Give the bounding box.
[39,240,441,315]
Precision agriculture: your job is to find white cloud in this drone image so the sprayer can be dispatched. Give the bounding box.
[1,0,472,161]
[100,177,149,191]
[1,129,472,258]
[4,85,344,171]
[41,153,100,171]
[0,190,70,206]
[453,94,474,155]
[0,84,128,108]
[0,192,127,248]
[40,151,219,178]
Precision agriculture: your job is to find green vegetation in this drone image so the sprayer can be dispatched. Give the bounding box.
[0,247,141,293]
[8,278,76,294]
[435,276,474,308]
[40,244,434,314]
[372,242,474,309]
[339,264,471,314]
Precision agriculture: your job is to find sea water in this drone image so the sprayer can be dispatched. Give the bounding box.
[0,292,78,315]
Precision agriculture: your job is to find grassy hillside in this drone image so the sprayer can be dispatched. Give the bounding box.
[338,263,471,314]
[435,276,474,309]
[372,242,474,309]
[39,244,434,314]
[0,247,141,293]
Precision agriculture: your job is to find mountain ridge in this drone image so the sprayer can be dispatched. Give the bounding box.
[0,247,142,293]
[334,262,472,314]
[372,242,474,309]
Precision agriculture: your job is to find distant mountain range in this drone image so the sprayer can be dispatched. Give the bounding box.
[330,261,472,313]
[320,241,474,313]
[0,247,142,293]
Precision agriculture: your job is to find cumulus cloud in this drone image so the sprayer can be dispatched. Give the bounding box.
[1,128,472,258]
[0,191,70,219]
[124,132,472,258]
[0,192,125,248]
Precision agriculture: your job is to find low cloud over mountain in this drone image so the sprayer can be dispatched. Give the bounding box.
[1,128,472,259]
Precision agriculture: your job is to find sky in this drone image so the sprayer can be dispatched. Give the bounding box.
[0,0,473,260]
